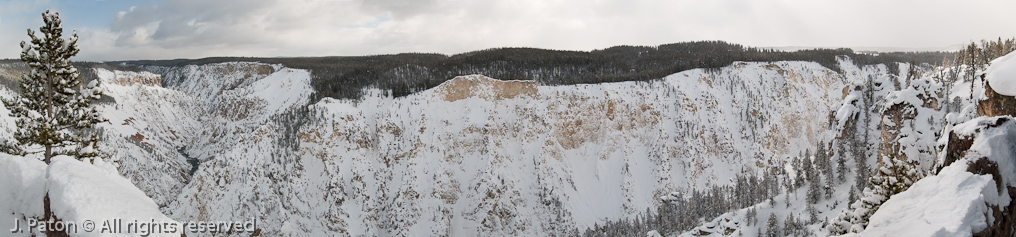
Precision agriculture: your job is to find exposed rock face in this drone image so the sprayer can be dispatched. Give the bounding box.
[938,117,1016,236]
[435,75,537,102]
[878,78,944,171]
[977,80,1016,117]
[103,70,162,87]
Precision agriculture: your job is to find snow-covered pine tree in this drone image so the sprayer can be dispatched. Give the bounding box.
[827,185,861,234]
[814,144,826,176]
[803,152,815,181]
[851,154,920,228]
[746,207,756,226]
[808,203,818,223]
[848,185,857,205]
[819,142,833,181]
[828,154,921,234]
[853,139,870,191]
[807,175,821,204]
[824,167,834,199]
[836,148,848,182]
[793,156,804,189]
[1,11,104,236]
[766,213,780,237]
[1,10,104,163]
[783,214,795,237]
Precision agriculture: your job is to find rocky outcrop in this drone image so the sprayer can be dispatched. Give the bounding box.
[878,78,944,171]
[102,70,162,87]
[435,75,537,102]
[937,117,1016,236]
[977,79,1016,117]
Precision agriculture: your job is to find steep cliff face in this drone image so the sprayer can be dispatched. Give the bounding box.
[280,61,858,235]
[91,68,205,207]
[978,81,1016,117]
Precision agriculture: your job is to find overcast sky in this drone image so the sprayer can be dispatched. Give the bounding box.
[1,0,1014,61]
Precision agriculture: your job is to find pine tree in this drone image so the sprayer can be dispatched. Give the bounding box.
[836,149,848,183]
[824,167,834,199]
[803,154,814,181]
[793,156,804,189]
[747,207,757,226]
[819,143,833,181]
[766,213,780,237]
[783,214,795,237]
[2,10,104,236]
[848,185,857,205]
[808,203,818,223]
[807,176,821,204]
[2,10,104,163]
[842,154,921,232]
[854,141,870,191]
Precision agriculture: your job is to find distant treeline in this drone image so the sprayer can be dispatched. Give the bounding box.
[0,59,146,93]
[115,41,953,101]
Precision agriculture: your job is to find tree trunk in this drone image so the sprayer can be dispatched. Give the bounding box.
[43,193,55,236]
[44,146,56,236]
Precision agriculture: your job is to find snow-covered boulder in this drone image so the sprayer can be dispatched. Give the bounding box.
[0,154,47,225]
[48,156,180,236]
[980,52,1016,117]
[0,155,180,236]
[986,51,1016,97]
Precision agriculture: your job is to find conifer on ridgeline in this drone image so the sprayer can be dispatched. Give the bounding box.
[1,10,105,163]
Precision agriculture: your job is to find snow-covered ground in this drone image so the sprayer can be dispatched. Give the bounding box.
[0,154,179,237]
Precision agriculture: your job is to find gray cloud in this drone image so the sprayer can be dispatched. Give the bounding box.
[360,0,439,18]
[59,0,1016,60]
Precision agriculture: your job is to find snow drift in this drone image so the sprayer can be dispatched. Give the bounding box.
[986,51,1016,96]
[0,154,179,237]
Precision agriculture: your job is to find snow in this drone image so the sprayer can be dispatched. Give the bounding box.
[0,155,179,236]
[835,92,859,129]
[4,57,964,236]
[48,156,180,236]
[287,61,851,235]
[112,59,888,235]
[985,51,1016,96]
[879,77,945,171]
[859,162,996,236]
[0,154,47,231]
[849,116,1016,236]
